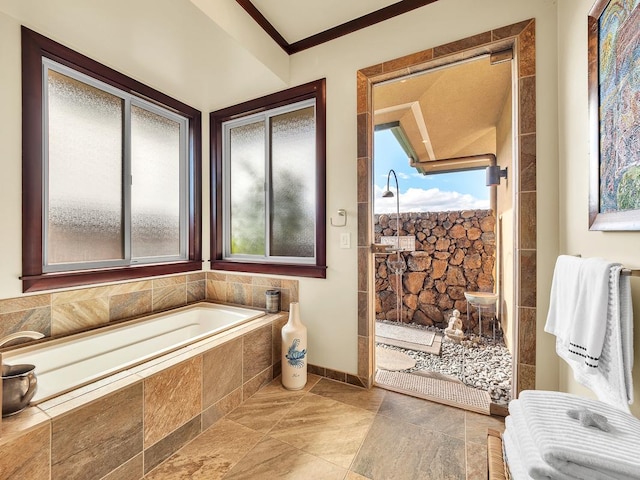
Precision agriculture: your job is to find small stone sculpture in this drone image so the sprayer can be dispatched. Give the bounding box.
[445,309,465,343]
[567,407,611,432]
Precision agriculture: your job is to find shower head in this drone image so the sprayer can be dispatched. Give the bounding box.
[382,169,399,199]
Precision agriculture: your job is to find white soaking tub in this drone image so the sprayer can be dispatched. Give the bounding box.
[2,302,265,403]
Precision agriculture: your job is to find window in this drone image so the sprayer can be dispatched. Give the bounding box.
[210,80,326,278]
[22,27,202,292]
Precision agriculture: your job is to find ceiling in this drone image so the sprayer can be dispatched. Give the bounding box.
[374,55,512,174]
[235,0,439,54]
[234,1,512,174]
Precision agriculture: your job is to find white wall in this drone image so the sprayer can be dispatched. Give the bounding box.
[0,0,287,298]
[496,86,514,351]
[0,0,562,383]
[288,0,560,376]
[557,0,640,418]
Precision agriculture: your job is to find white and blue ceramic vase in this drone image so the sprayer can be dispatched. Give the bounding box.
[281,302,307,390]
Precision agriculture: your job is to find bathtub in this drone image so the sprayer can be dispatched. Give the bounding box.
[2,302,265,404]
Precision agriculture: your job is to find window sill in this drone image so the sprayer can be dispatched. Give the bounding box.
[22,261,203,293]
[210,260,327,279]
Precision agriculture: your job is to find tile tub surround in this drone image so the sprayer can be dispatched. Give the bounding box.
[0,310,286,480]
[0,271,298,344]
[0,271,369,408]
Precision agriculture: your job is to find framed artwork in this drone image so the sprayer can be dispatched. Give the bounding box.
[588,0,640,230]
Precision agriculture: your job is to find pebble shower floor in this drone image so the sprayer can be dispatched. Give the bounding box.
[377,321,513,404]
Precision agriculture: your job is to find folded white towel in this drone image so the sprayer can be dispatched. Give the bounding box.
[502,427,534,480]
[545,255,615,369]
[506,402,577,480]
[518,390,640,480]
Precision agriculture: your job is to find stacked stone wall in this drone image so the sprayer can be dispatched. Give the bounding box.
[375,209,495,331]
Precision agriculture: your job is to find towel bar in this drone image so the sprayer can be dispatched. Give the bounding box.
[572,255,639,277]
[621,268,640,277]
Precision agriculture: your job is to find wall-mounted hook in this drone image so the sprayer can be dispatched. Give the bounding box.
[330,209,347,227]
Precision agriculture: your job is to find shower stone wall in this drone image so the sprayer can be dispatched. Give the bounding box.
[374,209,495,331]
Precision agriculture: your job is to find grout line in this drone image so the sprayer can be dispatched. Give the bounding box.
[344,391,383,479]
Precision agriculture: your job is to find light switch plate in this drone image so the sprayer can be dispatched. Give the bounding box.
[340,233,351,249]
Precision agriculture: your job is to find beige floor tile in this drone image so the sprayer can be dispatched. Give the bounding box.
[268,393,375,468]
[351,415,466,480]
[345,472,371,480]
[465,411,505,445]
[223,436,346,480]
[144,376,482,480]
[258,373,323,392]
[465,441,487,480]
[226,380,308,433]
[310,378,386,412]
[377,389,466,440]
[144,419,263,480]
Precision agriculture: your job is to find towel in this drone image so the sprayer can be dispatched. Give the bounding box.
[517,390,640,480]
[545,255,615,368]
[502,427,533,480]
[573,264,634,411]
[545,255,634,411]
[506,402,577,480]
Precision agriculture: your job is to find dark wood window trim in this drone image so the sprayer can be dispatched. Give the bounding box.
[21,27,202,292]
[210,79,327,279]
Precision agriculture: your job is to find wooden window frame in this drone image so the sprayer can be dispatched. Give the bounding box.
[21,27,202,292]
[210,79,327,278]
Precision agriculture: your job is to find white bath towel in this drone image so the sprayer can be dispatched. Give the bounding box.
[545,255,615,369]
[545,256,634,411]
[506,402,577,480]
[518,390,640,480]
[545,255,584,341]
[573,264,634,411]
[502,427,534,480]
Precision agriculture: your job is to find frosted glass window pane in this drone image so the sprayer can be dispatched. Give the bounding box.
[270,106,315,257]
[131,105,181,258]
[229,121,265,255]
[47,70,123,264]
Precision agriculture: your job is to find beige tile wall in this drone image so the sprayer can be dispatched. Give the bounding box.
[205,272,299,311]
[0,270,302,347]
[0,273,207,344]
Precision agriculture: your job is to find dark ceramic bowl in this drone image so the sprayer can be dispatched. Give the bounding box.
[2,364,37,417]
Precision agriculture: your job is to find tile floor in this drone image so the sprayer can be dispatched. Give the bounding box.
[143,374,505,479]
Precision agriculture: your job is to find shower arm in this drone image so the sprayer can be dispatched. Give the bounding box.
[385,169,401,250]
